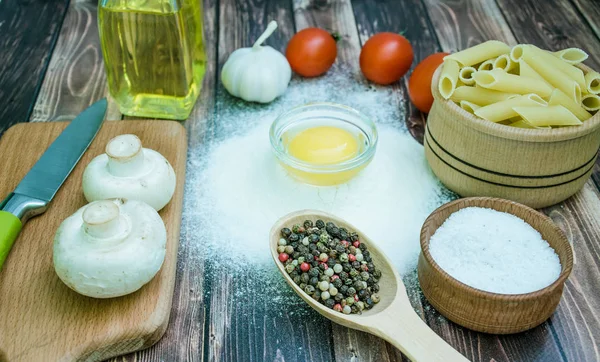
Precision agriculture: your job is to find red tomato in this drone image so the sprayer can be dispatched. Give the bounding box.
[359,32,414,85]
[408,52,449,113]
[286,28,337,77]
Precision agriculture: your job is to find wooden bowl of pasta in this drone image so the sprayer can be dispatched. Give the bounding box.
[425,43,600,208]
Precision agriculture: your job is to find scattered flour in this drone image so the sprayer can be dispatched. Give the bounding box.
[187,66,453,276]
[429,207,562,294]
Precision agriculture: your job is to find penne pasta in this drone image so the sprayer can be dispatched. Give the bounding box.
[529,45,586,90]
[548,88,592,121]
[474,94,547,123]
[513,105,582,127]
[493,54,517,72]
[459,100,481,113]
[458,67,477,86]
[582,94,600,111]
[445,40,511,67]
[509,44,528,62]
[478,59,495,71]
[509,119,550,129]
[554,48,589,65]
[584,71,600,94]
[473,69,553,97]
[439,59,460,99]
[521,53,582,103]
[450,86,516,105]
[518,60,552,87]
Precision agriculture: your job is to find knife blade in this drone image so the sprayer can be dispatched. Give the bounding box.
[0,98,107,269]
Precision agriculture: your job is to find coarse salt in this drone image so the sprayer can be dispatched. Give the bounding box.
[429,207,562,294]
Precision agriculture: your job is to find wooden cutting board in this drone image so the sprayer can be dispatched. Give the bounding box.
[0,120,187,362]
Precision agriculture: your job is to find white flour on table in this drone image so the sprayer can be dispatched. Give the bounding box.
[186,66,453,277]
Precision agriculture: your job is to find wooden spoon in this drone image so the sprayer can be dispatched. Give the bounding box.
[270,210,469,362]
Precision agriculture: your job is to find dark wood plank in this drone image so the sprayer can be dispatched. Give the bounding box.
[205,0,335,361]
[291,1,417,360]
[29,0,121,123]
[108,0,219,360]
[421,1,600,361]
[570,0,600,42]
[0,0,70,132]
[353,0,443,143]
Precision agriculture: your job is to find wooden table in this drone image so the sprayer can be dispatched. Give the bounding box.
[1,0,599,361]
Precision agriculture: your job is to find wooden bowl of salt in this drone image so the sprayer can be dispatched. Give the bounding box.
[418,197,573,334]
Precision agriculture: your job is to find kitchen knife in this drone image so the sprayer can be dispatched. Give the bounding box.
[0,98,107,269]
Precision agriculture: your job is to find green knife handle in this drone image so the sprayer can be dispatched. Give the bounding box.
[0,211,22,269]
[0,193,47,270]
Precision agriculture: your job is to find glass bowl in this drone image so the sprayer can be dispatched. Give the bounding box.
[269,102,378,186]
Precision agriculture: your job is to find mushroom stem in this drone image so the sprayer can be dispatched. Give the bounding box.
[83,200,124,239]
[106,134,145,177]
[253,20,278,49]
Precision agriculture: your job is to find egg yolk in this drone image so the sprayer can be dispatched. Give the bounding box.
[287,126,359,165]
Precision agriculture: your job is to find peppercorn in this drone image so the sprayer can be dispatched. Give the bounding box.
[279,253,289,262]
[304,220,314,229]
[358,289,369,300]
[353,280,364,291]
[315,219,325,228]
[339,271,349,281]
[319,281,330,291]
[366,276,375,286]
[284,245,294,254]
[349,246,356,254]
[277,246,285,254]
[301,272,310,284]
[321,291,331,300]
[289,233,300,243]
[324,268,334,277]
[299,283,307,290]
[349,269,359,278]
[334,293,344,302]
[311,260,319,268]
[292,251,301,260]
[326,222,335,229]
[365,297,374,308]
[339,285,348,295]
[308,268,319,277]
[327,259,336,268]
[350,305,359,314]
[304,285,315,295]
[339,231,348,241]
[356,301,365,311]
[309,277,319,286]
[356,253,364,262]
[292,224,301,234]
[339,253,349,263]
[351,233,359,242]
[352,261,361,269]
[281,228,292,237]
[333,303,343,312]
[301,237,309,246]
[372,284,380,293]
[293,275,301,284]
[330,227,339,237]
[319,233,329,244]
[309,234,319,243]
[314,290,321,300]
[373,269,382,278]
[332,278,343,289]
[325,299,335,309]
[344,278,353,286]
[347,287,356,295]
[285,264,295,274]
[343,305,352,314]
[313,228,322,236]
[371,294,380,304]
[360,271,370,281]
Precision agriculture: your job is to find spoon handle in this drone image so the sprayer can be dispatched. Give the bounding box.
[370,303,469,362]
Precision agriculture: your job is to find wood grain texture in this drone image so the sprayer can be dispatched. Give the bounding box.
[205,0,336,361]
[291,1,407,360]
[351,0,441,148]
[0,120,187,361]
[30,0,121,123]
[106,0,219,360]
[0,0,69,133]
[571,0,600,40]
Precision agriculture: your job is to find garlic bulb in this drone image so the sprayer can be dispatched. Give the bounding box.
[221,21,291,103]
[82,134,176,211]
[53,199,167,298]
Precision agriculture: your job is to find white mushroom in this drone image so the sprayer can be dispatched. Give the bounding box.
[53,199,167,298]
[82,134,176,211]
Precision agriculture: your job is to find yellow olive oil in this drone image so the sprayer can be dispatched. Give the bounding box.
[99,0,206,119]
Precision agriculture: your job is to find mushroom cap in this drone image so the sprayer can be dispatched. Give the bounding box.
[53,199,167,298]
[82,147,176,211]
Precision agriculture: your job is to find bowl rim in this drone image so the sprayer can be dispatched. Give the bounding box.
[268,102,378,174]
[430,63,600,143]
[419,197,574,301]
